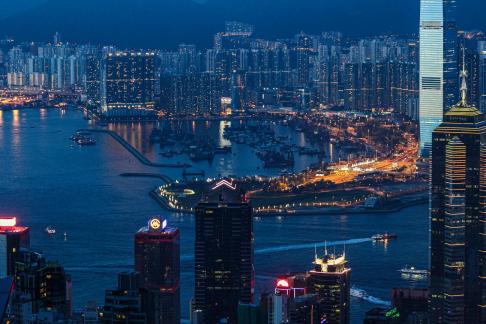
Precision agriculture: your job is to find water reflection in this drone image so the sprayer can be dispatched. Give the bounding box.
[104,119,327,178]
[12,110,19,128]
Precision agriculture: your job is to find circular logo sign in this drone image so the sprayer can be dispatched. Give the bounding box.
[149,218,161,230]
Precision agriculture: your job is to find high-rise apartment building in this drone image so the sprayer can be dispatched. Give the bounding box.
[101,51,156,117]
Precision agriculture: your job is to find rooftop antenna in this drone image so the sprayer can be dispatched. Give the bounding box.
[314,244,318,261]
[460,45,468,107]
[343,242,346,258]
[324,241,328,256]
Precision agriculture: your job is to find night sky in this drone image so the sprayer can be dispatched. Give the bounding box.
[0,0,485,48]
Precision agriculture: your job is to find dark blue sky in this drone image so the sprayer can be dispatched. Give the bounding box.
[0,0,485,48]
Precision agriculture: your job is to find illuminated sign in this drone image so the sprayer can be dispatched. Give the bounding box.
[212,179,237,191]
[276,279,290,289]
[148,218,167,232]
[0,217,16,227]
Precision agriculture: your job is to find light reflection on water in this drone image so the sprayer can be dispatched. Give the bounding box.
[0,109,428,322]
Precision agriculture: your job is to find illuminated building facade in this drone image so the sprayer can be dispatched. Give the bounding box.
[86,54,101,105]
[0,217,29,278]
[429,68,486,323]
[194,179,253,324]
[419,0,458,155]
[307,249,351,324]
[135,218,180,324]
[101,51,156,116]
[296,33,313,87]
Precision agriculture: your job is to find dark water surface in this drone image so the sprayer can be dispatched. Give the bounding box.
[0,108,428,322]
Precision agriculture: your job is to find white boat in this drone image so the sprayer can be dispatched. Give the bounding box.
[398,266,428,275]
[45,226,56,235]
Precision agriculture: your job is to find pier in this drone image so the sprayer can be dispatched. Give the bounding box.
[77,129,191,168]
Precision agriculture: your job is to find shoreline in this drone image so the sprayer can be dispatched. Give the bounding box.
[149,187,428,217]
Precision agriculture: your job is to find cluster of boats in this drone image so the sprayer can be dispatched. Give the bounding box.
[70,132,96,146]
[150,128,232,162]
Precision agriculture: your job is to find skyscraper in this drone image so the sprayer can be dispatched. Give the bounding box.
[101,51,156,117]
[429,67,486,323]
[307,247,351,324]
[86,54,101,106]
[134,218,180,324]
[194,179,253,324]
[419,0,458,156]
[0,217,29,278]
[296,33,313,87]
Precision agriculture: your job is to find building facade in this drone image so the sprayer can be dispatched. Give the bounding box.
[134,218,180,324]
[193,180,253,324]
[429,72,486,322]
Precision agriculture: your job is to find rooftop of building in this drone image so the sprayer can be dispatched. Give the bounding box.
[0,217,28,234]
[310,245,350,274]
[199,178,247,204]
[136,218,179,235]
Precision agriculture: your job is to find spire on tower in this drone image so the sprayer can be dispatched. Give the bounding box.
[460,45,468,107]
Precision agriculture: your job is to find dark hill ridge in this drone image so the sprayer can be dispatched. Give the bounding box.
[0,0,484,48]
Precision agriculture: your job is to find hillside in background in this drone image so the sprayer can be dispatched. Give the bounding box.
[0,0,484,48]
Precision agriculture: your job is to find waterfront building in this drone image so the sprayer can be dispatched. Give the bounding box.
[101,51,156,117]
[86,54,101,106]
[429,65,486,322]
[0,217,29,278]
[307,247,351,324]
[419,0,458,155]
[102,272,145,323]
[193,179,253,324]
[135,217,180,324]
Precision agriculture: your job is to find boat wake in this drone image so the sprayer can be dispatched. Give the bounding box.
[255,238,372,255]
[351,287,391,306]
[180,238,372,261]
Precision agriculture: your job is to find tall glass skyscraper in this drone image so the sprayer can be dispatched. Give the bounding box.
[419,0,458,155]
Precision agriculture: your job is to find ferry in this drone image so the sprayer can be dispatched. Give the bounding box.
[371,233,397,241]
[398,266,428,276]
[45,226,56,235]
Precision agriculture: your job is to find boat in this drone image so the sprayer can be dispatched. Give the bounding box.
[45,226,56,235]
[76,137,96,146]
[371,233,397,241]
[398,266,428,276]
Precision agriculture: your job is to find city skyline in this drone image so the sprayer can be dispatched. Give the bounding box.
[2,0,486,323]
